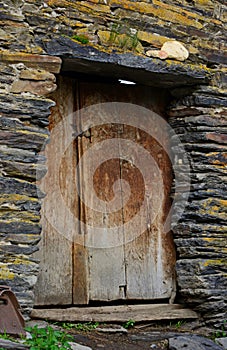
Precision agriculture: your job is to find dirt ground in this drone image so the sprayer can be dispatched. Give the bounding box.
[71,330,167,349]
[66,321,211,350]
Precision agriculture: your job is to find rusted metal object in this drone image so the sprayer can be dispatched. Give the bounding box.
[0,286,26,336]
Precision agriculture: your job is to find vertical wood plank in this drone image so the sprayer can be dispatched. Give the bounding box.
[34,76,76,305]
[75,86,127,300]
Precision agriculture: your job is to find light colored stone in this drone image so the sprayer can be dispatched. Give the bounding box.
[20,68,56,82]
[161,40,189,61]
[26,320,49,329]
[146,49,168,59]
[11,79,57,95]
[96,326,127,333]
[216,337,227,349]
[69,342,92,350]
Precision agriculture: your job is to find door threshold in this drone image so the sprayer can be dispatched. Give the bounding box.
[31,304,198,323]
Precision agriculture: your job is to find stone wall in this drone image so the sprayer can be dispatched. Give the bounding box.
[0,0,226,326]
[168,86,227,326]
[0,57,61,317]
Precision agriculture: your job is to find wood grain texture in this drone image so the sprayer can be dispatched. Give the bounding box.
[35,79,176,306]
[31,304,198,322]
[34,76,76,305]
[78,82,175,302]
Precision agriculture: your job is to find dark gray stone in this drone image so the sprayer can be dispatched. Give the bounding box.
[4,234,41,245]
[0,244,39,255]
[40,36,209,88]
[0,177,43,198]
[169,335,224,350]
[0,94,55,118]
[0,220,41,234]
[130,331,191,342]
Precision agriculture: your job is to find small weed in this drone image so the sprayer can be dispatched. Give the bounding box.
[61,322,77,330]
[74,322,99,331]
[72,34,89,44]
[0,331,15,342]
[54,321,99,332]
[25,325,73,350]
[168,320,185,329]
[175,320,185,329]
[123,319,135,329]
[213,320,227,339]
[108,22,141,52]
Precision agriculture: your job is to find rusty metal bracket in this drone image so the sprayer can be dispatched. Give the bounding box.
[0,285,26,336]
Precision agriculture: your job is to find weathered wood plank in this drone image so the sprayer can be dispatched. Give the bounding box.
[76,100,127,301]
[31,304,198,322]
[34,76,76,305]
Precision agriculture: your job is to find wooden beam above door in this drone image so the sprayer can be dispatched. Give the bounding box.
[31,304,198,323]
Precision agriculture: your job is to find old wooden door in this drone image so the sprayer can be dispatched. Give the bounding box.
[34,77,176,306]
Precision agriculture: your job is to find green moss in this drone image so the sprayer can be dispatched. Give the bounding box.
[72,34,89,44]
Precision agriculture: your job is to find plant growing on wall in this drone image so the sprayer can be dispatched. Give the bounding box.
[72,34,89,45]
[107,22,142,53]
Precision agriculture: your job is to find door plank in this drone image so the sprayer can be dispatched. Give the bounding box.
[34,76,76,305]
[122,125,175,300]
[75,104,127,301]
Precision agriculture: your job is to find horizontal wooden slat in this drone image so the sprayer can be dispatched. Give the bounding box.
[31,304,198,323]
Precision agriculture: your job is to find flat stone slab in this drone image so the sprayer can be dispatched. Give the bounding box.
[0,339,29,349]
[41,36,209,88]
[69,342,92,350]
[216,338,227,350]
[130,331,192,342]
[96,326,127,333]
[169,335,224,350]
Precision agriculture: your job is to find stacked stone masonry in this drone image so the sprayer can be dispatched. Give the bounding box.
[168,86,227,326]
[0,0,226,327]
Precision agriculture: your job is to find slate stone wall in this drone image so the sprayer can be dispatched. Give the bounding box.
[0,0,226,326]
[168,86,227,326]
[0,59,61,317]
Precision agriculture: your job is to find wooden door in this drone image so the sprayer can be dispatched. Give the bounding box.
[34,77,176,306]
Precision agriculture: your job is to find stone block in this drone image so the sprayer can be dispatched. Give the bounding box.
[11,79,57,96]
[216,338,227,350]
[169,335,223,350]
[20,68,56,81]
[0,51,62,73]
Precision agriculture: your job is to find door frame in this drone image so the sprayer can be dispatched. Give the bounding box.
[34,74,177,306]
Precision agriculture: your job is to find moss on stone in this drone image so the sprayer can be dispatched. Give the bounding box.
[0,194,39,203]
[0,265,15,279]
